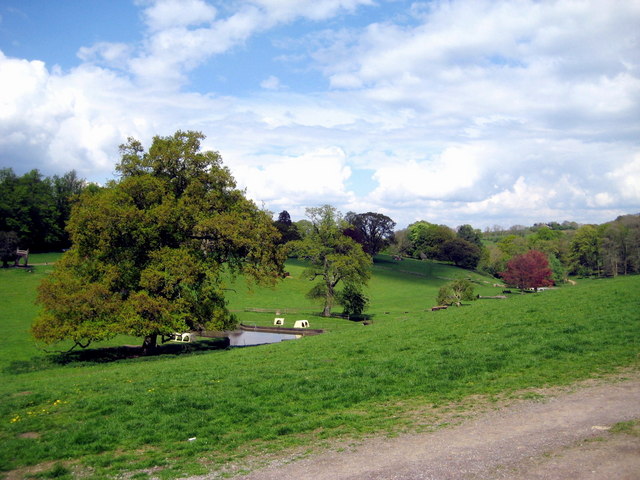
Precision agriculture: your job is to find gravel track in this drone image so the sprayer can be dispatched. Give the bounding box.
[231,372,640,480]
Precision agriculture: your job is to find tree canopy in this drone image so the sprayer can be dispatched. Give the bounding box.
[408,221,455,260]
[0,168,85,252]
[292,205,371,317]
[32,131,285,353]
[501,249,553,291]
[344,211,396,256]
[273,210,301,245]
[456,224,483,248]
[442,237,482,269]
[0,231,19,267]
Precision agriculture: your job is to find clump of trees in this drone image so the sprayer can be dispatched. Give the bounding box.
[32,131,285,353]
[0,169,87,254]
[476,215,640,280]
[273,210,301,245]
[391,221,483,270]
[570,216,640,277]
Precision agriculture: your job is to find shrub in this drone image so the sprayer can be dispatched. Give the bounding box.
[338,284,369,316]
[436,279,475,306]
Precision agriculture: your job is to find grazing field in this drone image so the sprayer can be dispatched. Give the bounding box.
[1,254,638,479]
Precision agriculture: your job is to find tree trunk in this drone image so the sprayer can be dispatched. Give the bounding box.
[142,334,158,355]
[321,280,335,317]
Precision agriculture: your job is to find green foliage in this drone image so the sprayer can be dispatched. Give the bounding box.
[408,221,455,260]
[344,211,396,255]
[497,234,529,258]
[294,219,313,240]
[436,279,476,306]
[0,231,19,267]
[389,228,413,257]
[482,216,640,280]
[0,168,85,252]
[338,283,370,316]
[32,131,285,352]
[442,238,482,269]
[600,215,640,276]
[548,253,566,284]
[457,224,483,248]
[570,225,602,276]
[273,210,301,245]
[292,205,371,317]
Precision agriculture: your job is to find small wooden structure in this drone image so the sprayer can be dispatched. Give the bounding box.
[293,320,310,328]
[274,317,285,326]
[14,248,29,267]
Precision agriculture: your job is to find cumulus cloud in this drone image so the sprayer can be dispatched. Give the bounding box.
[370,144,488,201]
[232,147,354,209]
[0,0,638,228]
[607,154,640,205]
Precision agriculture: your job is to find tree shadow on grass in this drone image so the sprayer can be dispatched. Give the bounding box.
[312,312,374,323]
[4,338,231,374]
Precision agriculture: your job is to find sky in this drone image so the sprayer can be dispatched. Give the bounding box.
[1,0,639,230]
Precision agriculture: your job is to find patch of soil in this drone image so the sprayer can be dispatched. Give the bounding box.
[3,461,58,480]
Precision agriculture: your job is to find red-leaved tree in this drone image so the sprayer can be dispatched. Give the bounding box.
[501,250,553,291]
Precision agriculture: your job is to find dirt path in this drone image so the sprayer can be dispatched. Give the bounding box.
[234,373,640,480]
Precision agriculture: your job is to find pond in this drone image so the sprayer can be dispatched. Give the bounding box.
[227,330,301,347]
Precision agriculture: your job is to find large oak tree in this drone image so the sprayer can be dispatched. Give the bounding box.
[32,131,285,353]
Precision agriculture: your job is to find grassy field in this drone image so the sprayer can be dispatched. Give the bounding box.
[1,254,638,479]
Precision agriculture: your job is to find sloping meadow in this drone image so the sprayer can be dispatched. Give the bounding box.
[1,255,638,478]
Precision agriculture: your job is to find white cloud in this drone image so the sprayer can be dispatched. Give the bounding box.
[79,0,375,90]
[77,42,132,68]
[250,0,374,22]
[1,0,639,229]
[260,75,282,90]
[233,147,354,209]
[141,0,217,32]
[370,144,488,202]
[607,154,640,204]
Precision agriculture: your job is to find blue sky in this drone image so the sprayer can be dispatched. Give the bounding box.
[1,0,639,229]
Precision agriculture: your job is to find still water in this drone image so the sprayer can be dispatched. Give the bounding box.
[227,330,300,347]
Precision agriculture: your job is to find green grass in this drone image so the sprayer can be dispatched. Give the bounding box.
[610,419,640,437]
[1,255,638,479]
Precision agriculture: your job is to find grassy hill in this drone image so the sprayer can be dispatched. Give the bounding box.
[1,254,638,479]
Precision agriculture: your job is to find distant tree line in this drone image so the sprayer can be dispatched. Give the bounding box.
[0,168,89,257]
[570,215,640,277]
[3,160,637,283]
[387,215,640,281]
